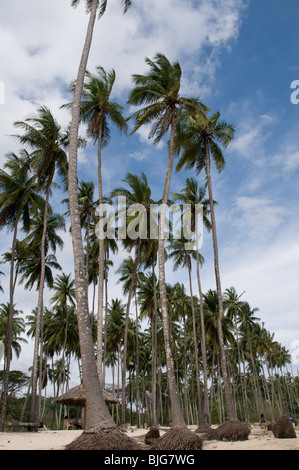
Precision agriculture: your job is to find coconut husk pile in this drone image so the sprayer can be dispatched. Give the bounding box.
[150,426,203,450]
[203,419,251,442]
[272,416,297,439]
[144,426,160,446]
[65,428,142,450]
[195,413,211,434]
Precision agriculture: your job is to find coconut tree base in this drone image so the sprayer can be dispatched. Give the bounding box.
[150,426,203,450]
[195,413,211,434]
[272,416,297,439]
[144,426,160,446]
[65,428,142,450]
[203,419,251,442]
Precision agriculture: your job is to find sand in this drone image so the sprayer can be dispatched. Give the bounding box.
[0,425,298,451]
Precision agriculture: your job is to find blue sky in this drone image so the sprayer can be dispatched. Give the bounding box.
[0,0,299,378]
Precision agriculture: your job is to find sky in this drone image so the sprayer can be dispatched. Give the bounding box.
[1,0,299,386]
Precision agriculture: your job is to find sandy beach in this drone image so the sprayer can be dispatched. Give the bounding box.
[0,425,298,451]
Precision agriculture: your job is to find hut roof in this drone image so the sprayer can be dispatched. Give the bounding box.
[55,384,119,406]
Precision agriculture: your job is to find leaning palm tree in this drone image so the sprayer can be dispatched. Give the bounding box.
[127,53,205,449]
[65,0,138,450]
[176,101,237,421]
[62,67,127,385]
[0,151,43,431]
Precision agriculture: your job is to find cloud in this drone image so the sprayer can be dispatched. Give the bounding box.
[229,109,276,159]
[233,196,286,240]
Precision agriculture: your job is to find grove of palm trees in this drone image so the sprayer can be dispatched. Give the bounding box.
[0,0,298,451]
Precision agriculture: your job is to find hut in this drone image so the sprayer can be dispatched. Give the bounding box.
[56,384,119,429]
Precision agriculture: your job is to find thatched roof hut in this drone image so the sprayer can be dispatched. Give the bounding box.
[56,384,119,407]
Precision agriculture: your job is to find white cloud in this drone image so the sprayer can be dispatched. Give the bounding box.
[233,196,286,239]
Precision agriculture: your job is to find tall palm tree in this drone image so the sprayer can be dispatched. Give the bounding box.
[176,101,236,419]
[50,272,76,401]
[111,171,155,426]
[168,237,204,422]
[105,297,126,424]
[0,151,43,431]
[137,271,160,427]
[171,177,212,420]
[14,106,68,425]
[63,67,127,385]
[66,0,134,444]
[127,54,206,440]
[223,287,248,421]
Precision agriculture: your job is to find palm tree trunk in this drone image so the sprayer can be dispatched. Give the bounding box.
[205,141,236,420]
[102,252,108,386]
[151,259,158,427]
[188,262,201,422]
[195,248,209,419]
[0,217,18,431]
[97,127,105,385]
[68,0,115,432]
[28,188,50,427]
[134,293,140,427]
[121,240,140,426]
[158,114,186,428]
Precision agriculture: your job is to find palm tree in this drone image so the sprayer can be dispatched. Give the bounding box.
[223,287,248,421]
[51,273,76,310]
[238,301,262,419]
[50,272,76,402]
[127,54,206,443]
[137,271,160,426]
[63,67,127,385]
[66,0,134,446]
[111,171,155,426]
[14,105,69,425]
[176,101,236,420]
[78,180,97,281]
[171,177,212,420]
[0,150,43,431]
[0,303,27,363]
[18,253,61,291]
[105,297,126,424]
[168,237,204,423]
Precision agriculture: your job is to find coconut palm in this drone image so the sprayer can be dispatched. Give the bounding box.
[13,105,69,425]
[2,240,31,297]
[18,253,61,291]
[171,177,212,420]
[78,180,98,280]
[0,150,43,431]
[176,101,236,420]
[0,303,27,362]
[111,171,156,425]
[128,55,206,446]
[50,272,76,401]
[168,236,204,422]
[63,67,127,384]
[66,0,136,448]
[105,297,126,425]
[223,287,248,421]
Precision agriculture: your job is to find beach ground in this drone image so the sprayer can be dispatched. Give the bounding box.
[0,424,298,450]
